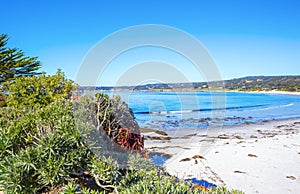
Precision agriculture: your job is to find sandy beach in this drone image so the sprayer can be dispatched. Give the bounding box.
[142,118,300,194]
[245,91,300,96]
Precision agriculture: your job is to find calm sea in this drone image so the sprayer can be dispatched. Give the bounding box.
[106,92,300,130]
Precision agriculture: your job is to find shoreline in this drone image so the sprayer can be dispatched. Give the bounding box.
[236,90,300,96]
[103,89,300,96]
[141,116,300,136]
[142,118,300,193]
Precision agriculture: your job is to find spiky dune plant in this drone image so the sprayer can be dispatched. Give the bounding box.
[0,73,242,193]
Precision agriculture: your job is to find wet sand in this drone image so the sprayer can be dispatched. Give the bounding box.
[142,118,300,194]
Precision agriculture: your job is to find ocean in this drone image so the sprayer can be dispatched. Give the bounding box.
[106,92,300,130]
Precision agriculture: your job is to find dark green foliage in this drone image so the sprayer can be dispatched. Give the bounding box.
[224,76,300,91]
[0,97,242,194]
[0,99,78,157]
[0,100,92,193]
[0,33,41,107]
[88,155,120,186]
[0,34,41,84]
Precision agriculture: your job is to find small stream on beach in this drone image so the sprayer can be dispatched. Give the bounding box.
[105,91,300,130]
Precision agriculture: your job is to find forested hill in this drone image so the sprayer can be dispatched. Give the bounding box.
[223,76,300,91]
[80,76,300,92]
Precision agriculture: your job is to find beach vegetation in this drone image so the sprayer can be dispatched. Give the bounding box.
[0,68,241,193]
[2,69,75,108]
[0,34,41,83]
[0,34,41,107]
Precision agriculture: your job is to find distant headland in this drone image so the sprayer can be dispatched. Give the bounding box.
[78,75,300,92]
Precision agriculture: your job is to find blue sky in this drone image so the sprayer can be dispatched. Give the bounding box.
[2,0,300,86]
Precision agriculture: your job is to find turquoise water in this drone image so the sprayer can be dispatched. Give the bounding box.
[106,92,300,130]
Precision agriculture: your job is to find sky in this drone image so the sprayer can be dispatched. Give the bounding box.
[2,0,300,86]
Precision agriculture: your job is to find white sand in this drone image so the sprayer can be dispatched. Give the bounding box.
[143,119,300,194]
[242,91,300,96]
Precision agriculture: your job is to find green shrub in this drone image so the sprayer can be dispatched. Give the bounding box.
[0,100,92,193]
[3,69,75,108]
[0,72,242,193]
[88,155,120,186]
[0,96,243,194]
[72,93,144,164]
